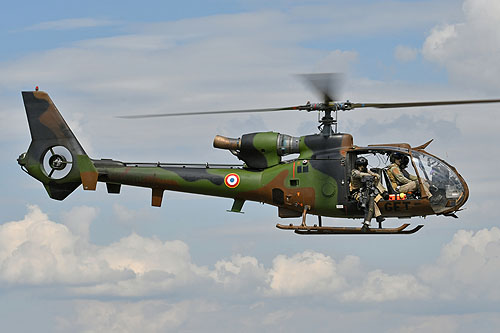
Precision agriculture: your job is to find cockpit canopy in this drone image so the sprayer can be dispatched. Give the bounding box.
[410,150,466,214]
[349,147,467,214]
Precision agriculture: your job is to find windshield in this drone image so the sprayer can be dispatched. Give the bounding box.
[411,150,466,213]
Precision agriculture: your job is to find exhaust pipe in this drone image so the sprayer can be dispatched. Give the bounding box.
[213,135,241,150]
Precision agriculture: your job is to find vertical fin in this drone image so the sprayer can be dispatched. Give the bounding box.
[20,91,90,200]
[22,91,86,149]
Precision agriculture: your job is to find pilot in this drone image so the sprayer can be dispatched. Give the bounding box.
[351,156,387,227]
[388,152,432,198]
[400,155,413,179]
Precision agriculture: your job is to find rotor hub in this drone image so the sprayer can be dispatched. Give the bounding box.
[49,154,67,170]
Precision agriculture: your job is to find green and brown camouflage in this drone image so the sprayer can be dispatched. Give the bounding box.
[18,91,469,231]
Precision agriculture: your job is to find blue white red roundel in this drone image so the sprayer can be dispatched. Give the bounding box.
[224,173,240,188]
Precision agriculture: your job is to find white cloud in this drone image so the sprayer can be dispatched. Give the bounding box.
[75,233,213,297]
[24,18,116,31]
[57,299,218,333]
[210,254,268,292]
[0,205,129,285]
[342,270,430,302]
[268,251,342,296]
[60,205,97,240]
[56,301,500,333]
[419,227,500,300]
[78,34,178,51]
[0,205,432,303]
[0,206,272,298]
[422,0,500,92]
[112,204,159,226]
[0,205,204,289]
[394,45,419,62]
[288,1,461,37]
[5,206,500,305]
[313,50,358,73]
[4,206,500,330]
[394,316,459,333]
[391,313,500,333]
[0,11,319,160]
[422,24,458,63]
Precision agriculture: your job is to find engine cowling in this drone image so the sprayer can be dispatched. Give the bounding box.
[213,132,300,169]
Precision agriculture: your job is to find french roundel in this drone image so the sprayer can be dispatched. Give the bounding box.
[224,173,240,188]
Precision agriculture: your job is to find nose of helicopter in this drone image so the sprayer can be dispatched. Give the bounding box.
[429,174,468,215]
[411,150,468,215]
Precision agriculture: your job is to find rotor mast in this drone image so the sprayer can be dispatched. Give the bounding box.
[297,73,345,137]
[319,108,337,136]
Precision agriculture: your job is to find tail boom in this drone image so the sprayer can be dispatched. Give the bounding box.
[94,159,266,207]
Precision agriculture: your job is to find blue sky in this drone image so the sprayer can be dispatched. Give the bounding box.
[2,0,500,332]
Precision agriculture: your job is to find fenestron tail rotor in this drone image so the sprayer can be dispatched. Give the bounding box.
[42,145,73,179]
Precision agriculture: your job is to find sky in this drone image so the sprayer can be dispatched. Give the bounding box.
[1,0,500,331]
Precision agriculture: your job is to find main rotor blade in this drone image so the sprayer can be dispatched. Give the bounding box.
[298,73,344,104]
[117,106,304,119]
[350,98,500,109]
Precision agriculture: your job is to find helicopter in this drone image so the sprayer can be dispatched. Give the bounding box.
[17,74,500,235]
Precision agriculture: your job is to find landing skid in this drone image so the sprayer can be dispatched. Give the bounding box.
[275,223,423,235]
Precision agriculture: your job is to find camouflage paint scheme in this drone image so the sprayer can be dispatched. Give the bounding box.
[18,91,469,222]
